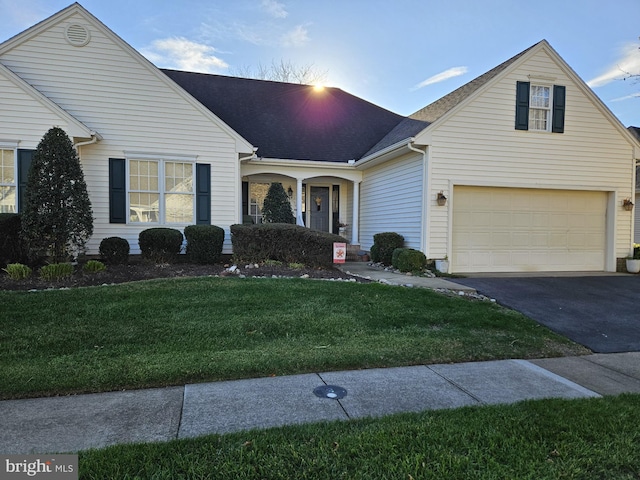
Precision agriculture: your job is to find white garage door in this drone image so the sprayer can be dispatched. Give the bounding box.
[452,186,606,273]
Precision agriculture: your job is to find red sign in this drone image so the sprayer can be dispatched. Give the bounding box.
[333,242,347,264]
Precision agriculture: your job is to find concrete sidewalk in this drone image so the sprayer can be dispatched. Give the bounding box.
[338,262,476,293]
[2,353,639,454]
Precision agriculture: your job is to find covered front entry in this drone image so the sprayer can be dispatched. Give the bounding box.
[452,186,607,273]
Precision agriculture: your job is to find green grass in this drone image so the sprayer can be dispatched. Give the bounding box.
[0,277,588,399]
[80,394,640,479]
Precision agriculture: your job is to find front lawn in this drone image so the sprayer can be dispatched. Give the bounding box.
[0,277,589,399]
[80,394,640,479]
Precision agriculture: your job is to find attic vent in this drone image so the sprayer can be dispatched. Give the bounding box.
[65,24,90,47]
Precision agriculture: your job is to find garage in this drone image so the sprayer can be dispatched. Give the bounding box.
[452,186,607,273]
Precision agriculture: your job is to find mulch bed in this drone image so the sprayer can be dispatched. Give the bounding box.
[0,260,370,291]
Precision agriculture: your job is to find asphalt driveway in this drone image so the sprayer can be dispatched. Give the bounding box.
[450,275,640,353]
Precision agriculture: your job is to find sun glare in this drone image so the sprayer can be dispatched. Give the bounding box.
[313,84,325,92]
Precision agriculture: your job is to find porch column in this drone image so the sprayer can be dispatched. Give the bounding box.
[352,181,360,244]
[296,178,304,226]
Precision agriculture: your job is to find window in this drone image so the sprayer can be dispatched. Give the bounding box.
[128,158,194,224]
[249,182,270,224]
[515,81,565,133]
[0,149,16,213]
[529,85,551,131]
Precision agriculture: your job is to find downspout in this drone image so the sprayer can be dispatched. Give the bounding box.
[406,140,429,257]
[238,148,259,223]
[73,132,100,150]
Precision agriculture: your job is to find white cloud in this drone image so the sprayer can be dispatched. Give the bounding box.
[280,25,309,47]
[587,43,640,88]
[261,0,288,18]
[142,37,228,73]
[610,93,640,102]
[411,66,468,90]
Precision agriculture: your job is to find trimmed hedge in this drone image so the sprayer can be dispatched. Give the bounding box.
[231,223,347,268]
[392,247,427,272]
[0,213,28,267]
[99,237,130,265]
[184,225,225,264]
[138,228,184,263]
[370,232,404,265]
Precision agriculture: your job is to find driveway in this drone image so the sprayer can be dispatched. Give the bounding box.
[450,275,640,353]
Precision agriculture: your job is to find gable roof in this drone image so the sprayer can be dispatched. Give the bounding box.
[0,3,254,154]
[409,43,538,124]
[162,69,405,162]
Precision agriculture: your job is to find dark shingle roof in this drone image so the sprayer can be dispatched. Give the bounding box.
[362,117,430,157]
[409,42,539,123]
[162,69,405,162]
[629,126,640,141]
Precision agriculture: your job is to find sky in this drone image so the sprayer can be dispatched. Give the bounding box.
[1,0,639,127]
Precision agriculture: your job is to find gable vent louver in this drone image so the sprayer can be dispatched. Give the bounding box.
[65,24,90,47]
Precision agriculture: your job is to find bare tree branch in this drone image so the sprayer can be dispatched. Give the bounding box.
[231,59,328,85]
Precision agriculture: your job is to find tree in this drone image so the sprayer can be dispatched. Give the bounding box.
[232,59,327,85]
[21,127,93,262]
[261,182,295,224]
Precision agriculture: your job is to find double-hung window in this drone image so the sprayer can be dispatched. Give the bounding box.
[529,85,551,131]
[515,81,565,133]
[0,149,16,213]
[128,157,194,224]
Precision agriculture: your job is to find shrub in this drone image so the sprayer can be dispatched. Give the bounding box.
[3,263,32,280]
[184,225,225,264]
[99,237,130,265]
[39,263,74,281]
[261,183,295,224]
[371,232,404,265]
[0,213,28,267]
[231,223,344,268]
[138,228,184,263]
[21,127,93,262]
[392,248,427,272]
[83,260,106,273]
[634,243,640,260]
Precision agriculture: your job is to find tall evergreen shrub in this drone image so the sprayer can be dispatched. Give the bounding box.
[20,127,93,262]
[261,182,295,224]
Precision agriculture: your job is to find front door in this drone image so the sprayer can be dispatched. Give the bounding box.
[309,186,329,231]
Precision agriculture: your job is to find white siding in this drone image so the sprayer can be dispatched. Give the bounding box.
[360,152,423,250]
[421,46,635,266]
[0,10,245,254]
[0,72,75,147]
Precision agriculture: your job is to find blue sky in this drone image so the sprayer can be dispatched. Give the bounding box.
[1,0,639,126]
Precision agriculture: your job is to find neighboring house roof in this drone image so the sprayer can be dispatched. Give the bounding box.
[162,69,405,162]
[629,126,640,142]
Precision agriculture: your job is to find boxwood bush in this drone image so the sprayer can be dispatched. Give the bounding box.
[392,247,427,272]
[138,228,184,263]
[370,232,404,265]
[0,213,28,267]
[231,223,347,268]
[99,237,130,265]
[184,225,225,264]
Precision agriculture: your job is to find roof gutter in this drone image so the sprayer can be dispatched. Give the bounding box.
[73,131,102,150]
[239,147,259,162]
[354,138,415,169]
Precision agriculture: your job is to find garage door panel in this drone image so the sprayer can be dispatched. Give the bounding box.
[452,186,606,273]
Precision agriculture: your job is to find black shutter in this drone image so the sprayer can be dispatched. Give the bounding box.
[515,81,530,130]
[195,163,211,225]
[242,181,249,216]
[552,85,566,133]
[17,149,34,213]
[109,158,126,224]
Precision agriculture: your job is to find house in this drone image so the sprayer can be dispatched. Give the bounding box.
[630,126,640,244]
[1,3,639,273]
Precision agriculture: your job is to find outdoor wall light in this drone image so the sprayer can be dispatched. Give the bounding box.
[623,198,634,211]
[287,186,293,198]
[437,191,447,206]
